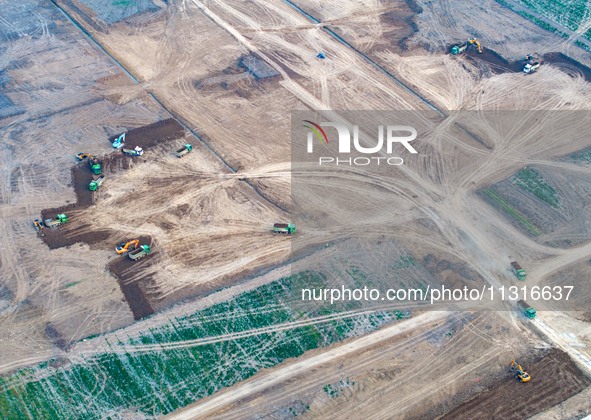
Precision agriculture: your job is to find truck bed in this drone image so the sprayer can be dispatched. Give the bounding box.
[129,248,144,257]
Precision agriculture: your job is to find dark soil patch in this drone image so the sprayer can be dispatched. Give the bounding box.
[42,225,112,250]
[107,235,155,320]
[441,348,590,420]
[454,46,591,81]
[45,323,70,351]
[459,47,523,74]
[383,1,420,52]
[107,118,185,149]
[544,52,591,82]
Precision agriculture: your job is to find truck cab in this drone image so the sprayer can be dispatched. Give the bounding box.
[511,261,526,281]
[89,175,105,191]
[175,144,193,158]
[518,300,536,319]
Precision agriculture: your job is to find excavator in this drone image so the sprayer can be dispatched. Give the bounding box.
[76,153,102,175]
[115,239,139,254]
[33,219,45,237]
[450,37,483,55]
[510,359,531,382]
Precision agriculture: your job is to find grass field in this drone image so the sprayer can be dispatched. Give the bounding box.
[0,272,404,418]
[496,0,591,50]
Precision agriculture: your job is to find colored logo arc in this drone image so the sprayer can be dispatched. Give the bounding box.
[303,120,329,144]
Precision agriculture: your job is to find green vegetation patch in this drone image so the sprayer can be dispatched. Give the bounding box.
[513,167,561,209]
[0,271,404,419]
[506,0,590,36]
[568,146,591,164]
[495,0,570,38]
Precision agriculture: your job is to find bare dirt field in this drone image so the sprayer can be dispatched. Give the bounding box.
[0,0,168,367]
[2,0,591,417]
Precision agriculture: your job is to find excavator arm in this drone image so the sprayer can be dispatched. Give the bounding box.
[115,239,140,254]
[469,38,483,53]
[76,153,93,161]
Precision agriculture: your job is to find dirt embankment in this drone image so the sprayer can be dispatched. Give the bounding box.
[458,47,591,81]
[441,348,591,420]
[39,118,186,320]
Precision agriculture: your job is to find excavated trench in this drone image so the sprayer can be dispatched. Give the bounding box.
[39,118,186,320]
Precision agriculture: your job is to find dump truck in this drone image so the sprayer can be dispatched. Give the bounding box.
[116,239,139,255]
[89,175,105,191]
[129,244,151,261]
[450,38,482,55]
[511,261,526,281]
[518,300,536,319]
[88,157,102,175]
[76,153,102,174]
[273,223,296,234]
[523,54,542,74]
[175,144,193,158]
[122,146,144,157]
[43,213,68,228]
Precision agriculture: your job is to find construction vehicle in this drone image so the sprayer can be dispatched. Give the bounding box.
[115,239,139,255]
[273,223,296,234]
[89,174,105,191]
[76,153,102,174]
[175,144,193,158]
[33,219,45,236]
[450,37,483,55]
[518,300,537,319]
[511,261,526,281]
[88,157,102,175]
[523,54,542,74]
[43,213,68,228]
[129,244,151,261]
[122,146,144,157]
[510,359,531,382]
[112,133,125,148]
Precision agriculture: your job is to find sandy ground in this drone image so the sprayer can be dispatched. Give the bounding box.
[0,0,170,367]
[2,0,591,417]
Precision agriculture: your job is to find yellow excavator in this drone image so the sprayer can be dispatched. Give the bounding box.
[510,359,531,382]
[115,239,140,255]
[451,37,483,55]
[469,38,483,53]
[76,153,92,160]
